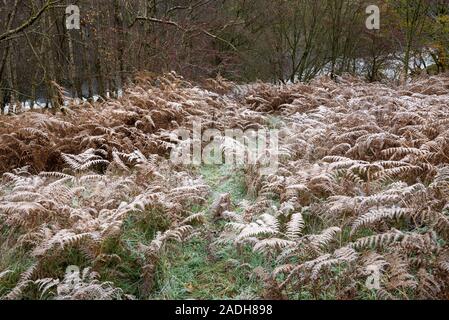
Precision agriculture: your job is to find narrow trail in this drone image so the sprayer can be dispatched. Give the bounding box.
[152,165,263,300]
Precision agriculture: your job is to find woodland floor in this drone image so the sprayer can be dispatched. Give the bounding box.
[152,165,260,299]
[1,73,449,300]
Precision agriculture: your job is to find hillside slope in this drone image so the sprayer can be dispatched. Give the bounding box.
[1,73,449,300]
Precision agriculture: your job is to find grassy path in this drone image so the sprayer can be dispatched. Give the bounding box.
[151,165,264,300]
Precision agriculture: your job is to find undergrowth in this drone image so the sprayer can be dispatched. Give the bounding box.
[1,72,449,300]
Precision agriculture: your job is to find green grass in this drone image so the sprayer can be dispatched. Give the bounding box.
[150,163,266,300]
[199,164,249,203]
[98,208,174,298]
[151,238,264,300]
[0,247,35,297]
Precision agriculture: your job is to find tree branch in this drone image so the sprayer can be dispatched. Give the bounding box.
[0,0,60,43]
[129,16,237,51]
[130,16,184,30]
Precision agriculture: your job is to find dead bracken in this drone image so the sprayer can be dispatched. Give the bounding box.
[1,72,449,300]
